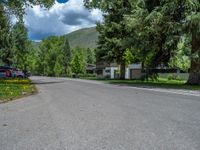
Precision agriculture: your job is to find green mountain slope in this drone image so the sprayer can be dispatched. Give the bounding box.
[32,27,98,49]
[32,41,40,48]
[65,27,98,49]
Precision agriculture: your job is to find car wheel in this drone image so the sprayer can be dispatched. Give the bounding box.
[17,75,23,79]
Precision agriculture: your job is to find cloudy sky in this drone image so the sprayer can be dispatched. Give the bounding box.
[24,0,103,41]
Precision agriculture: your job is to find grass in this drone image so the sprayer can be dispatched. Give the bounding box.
[0,79,36,103]
[81,77,200,90]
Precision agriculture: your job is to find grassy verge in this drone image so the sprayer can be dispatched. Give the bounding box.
[0,79,36,103]
[81,77,200,90]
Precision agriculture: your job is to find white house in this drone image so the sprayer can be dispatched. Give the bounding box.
[100,63,142,79]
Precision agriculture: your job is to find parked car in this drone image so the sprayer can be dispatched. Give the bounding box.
[24,71,31,77]
[0,66,26,78]
[12,68,25,78]
[0,68,15,79]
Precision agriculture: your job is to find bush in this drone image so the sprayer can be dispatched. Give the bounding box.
[78,74,96,78]
[167,74,181,80]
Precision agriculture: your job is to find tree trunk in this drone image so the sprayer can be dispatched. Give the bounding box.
[187,32,200,85]
[141,61,145,81]
[120,62,126,80]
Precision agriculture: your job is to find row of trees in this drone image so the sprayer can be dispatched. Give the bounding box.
[0,0,95,77]
[0,6,31,71]
[32,36,95,76]
[0,0,54,71]
[84,0,200,84]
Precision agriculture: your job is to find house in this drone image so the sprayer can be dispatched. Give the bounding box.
[96,62,143,79]
[96,61,118,79]
[127,64,142,79]
[86,64,96,74]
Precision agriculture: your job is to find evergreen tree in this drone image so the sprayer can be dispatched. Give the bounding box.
[0,4,13,66]
[12,21,30,71]
[71,52,85,75]
[124,0,200,84]
[62,37,71,75]
[1,0,54,19]
[86,48,95,64]
[0,0,54,67]
[85,0,132,79]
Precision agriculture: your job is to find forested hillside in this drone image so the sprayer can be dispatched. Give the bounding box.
[32,27,98,49]
[65,27,98,49]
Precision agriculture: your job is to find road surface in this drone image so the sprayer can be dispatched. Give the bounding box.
[0,76,200,150]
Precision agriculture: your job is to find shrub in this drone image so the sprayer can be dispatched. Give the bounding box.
[78,74,96,78]
[167,74,181,80]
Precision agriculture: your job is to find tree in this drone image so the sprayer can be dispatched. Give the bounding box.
[54,54,64,77]
[125,0,200,84]
[37,36,65,76]
[185,1,200,84]
[123,48,134,66]
[71,52,85,75]
[0,0,54,67]
[12,21,30,71]
[84,0,132,79]
[169,36,191,72]
[86,48,96,64]
[62,37,71,75]
[1,0,54,19]
[0,4,13,65]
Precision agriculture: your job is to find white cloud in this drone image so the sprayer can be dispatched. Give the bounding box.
[24,0,103,40]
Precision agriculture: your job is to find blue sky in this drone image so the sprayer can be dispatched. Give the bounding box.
[24,0,102,41]
[57,0,69,3]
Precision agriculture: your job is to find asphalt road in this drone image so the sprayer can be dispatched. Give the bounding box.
[0,76,200,150]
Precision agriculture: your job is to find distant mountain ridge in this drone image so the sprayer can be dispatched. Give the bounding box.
[65,27,98,49]
[32,27,98,49]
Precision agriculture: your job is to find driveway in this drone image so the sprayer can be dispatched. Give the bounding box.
[0,76,200,150]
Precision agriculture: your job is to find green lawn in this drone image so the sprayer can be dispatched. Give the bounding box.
[0,79,36,103]
[81,77,200,90]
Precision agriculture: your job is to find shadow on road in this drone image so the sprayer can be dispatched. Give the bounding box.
[31,80,64,85]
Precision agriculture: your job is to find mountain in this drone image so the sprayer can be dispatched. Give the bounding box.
[32,41,40,48]
[31,27,98,49]
[65,27,98,49]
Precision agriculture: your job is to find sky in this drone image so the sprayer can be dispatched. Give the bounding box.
[24,0,103,41]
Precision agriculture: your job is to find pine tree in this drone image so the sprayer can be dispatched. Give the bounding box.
[85,0,132,79]
[62,37,71,75]
[0,5,13,65]
[12,21,29,71]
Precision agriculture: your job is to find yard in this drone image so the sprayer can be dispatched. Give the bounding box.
[81,77,200,90]
[0,79,36,103]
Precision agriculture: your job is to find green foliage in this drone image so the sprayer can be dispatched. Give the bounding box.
[0,5,13,65]
[0,0,54,69]
[35,36,66,76]
[78,74,96,78]
[169,37,191,71]
[85,0,132,79]
[167,74,181,81]
[62,37,71,74]
[123,48,134,66]
[71,51,86,75]
[0,79,35,101]
[86,48,96,64]
[1,0,54,19]
[12,21,30,71]
[29,37,95,77]
[85,0,200,84]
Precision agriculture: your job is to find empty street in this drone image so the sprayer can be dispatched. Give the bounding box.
[0,76,200,150]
